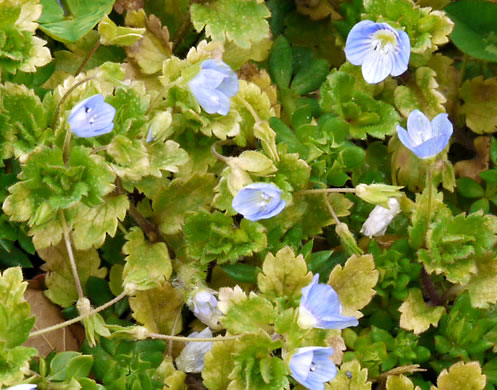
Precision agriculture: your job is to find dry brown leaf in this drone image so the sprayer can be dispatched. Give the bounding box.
[114,0,144,14]
[23,289,81,356]
[454,136,491,183]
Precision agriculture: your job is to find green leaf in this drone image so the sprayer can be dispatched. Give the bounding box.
[445,0,497,63]
[202,338,237,390]
[107,135,150,181]
[130,282,183,335]
[39,242,107,308]
[257,246,312,301]
[320,68,400,139]
[459,76,497,134]
[325,360,371,390]
[0,343,37,385]
[328,254,379,318]
[221,263,260,284]
[98,15,145,46]
[269,35,293,89]
[435,361,486,390]
[190,0,271,49]
[122,227,172,291]
[399,288,445,334]
[0,267,35,348]
[385,375,417,390]
[39,0,114,43]
[291,58,329,95]
[147,140,189,176]
[394,67,446,119]
[70,194,129,250]
[153,174,216,235]
[48,352,93,381]
[184,212,267,265]
[457,177,485,198]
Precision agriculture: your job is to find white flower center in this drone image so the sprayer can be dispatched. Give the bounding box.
[371,29,398,56]
[298,305,318,329]
[257,192,272,209]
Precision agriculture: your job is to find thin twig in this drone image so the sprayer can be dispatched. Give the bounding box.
[297,188,357,195]
[29,290,128,338]
[75,40,101,77]
[147,332,241,343]
[60,210,84,301]
[168,307,183,355]
[322,193,340,224]
[211,140,231,163]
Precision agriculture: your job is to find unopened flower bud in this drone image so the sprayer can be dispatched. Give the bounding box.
[355,183,403,208]
[188,288,223,329]
[175,327,213,373]
[360,198,401,237]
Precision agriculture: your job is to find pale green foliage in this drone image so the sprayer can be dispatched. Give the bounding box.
[459,76,497,134]
[153,174,216,235]
[190,0,271,49]
[156,357,187,390]
[326,360,371,390]
[98,15,145,46]
[125,9,173,74]
[434,361,486,390]
[184,212,267,264]
[202,331,287,390]
[394,67,447,119]
[0,0,51,75]
[363,0,453,66]
[122,227,172,291]
[399,288,445,334]
[257,246,313,301]
[81,310,110,347]
[419,210,497,285]
[70,194,129,250]
[39,242,107,307]
[320,66,400,139]
[218,285,275,334]
[130,282,183,335]
[386,375,420,390]
[328,254,379,318]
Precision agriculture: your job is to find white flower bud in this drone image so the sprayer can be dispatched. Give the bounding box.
[175,327,213,373]
[188,288,223,329]
[360,198,401,237]
[6,385,37,390]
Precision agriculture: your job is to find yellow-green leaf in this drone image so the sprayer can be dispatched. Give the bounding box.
[325,360,371,390]
[328,254,379,318]
[459,77,497,134]
[435,361,486,390]
[399,288,445,334]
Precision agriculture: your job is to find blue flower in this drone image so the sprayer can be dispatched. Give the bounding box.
[232,183,286,222]
[396,109,453,159]
[345,20,410,84]
[298,274,359,330]
[189,288,222,329]
[188,59,239,116]
[68,94,116,138]
[289,346,337,390]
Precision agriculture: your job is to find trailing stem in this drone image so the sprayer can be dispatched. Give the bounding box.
[60,210,84,301]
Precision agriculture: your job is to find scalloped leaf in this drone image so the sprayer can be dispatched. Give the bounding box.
[190,0,270,49]
[257,246,313,301]
[459,77,497,134]
[399,288,445,334]
[130,282,183,335]
[435,361,486,390]
[70,194,129,250]
[122,227,172,291]
[394,67,446,119]
[325,360,371,390]
[98,14,145,46]
[386,375,419,390]
[328,254,379,318]
[39,241,107,308]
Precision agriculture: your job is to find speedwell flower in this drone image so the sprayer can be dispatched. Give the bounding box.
[188,59,239,116]
[396,110,453,159]
[298,274,358,330]
[289,346,337,390]
[360,197,401,237]
[175,327,213,373]
[6,385,37,390]
[189,288,223,329]
[232,183,286,222]
[68,94,116,138]
[345,20,410,84]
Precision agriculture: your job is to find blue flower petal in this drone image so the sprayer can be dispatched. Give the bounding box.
[68,94,116,138]
[232,183,285,221]
[289,347,336,390]
[190,68,226,90]
[390,30,410,76]
[431,113,453,138]
[410,135,451,159]
[396,125,414,150]
[407,109,433,144]
[345,20,379,65]
[361,49,393,84]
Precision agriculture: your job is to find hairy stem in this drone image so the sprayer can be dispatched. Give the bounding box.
[147,332,241,343]
[29,291,128,338]
[211,140,232,163]
[297,188,357,195]
[75,40,101,77]
[322,193,340,225]
[60,210,84,301]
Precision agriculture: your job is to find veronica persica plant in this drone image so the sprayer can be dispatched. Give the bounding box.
[6,386,37,390]
[188,59,239,116]
[289,346,337,390]
[232,182,286,222]
[298,274,359,330]
[68,94,116,138]
[396,110,453,159]
[345,20,410,84]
